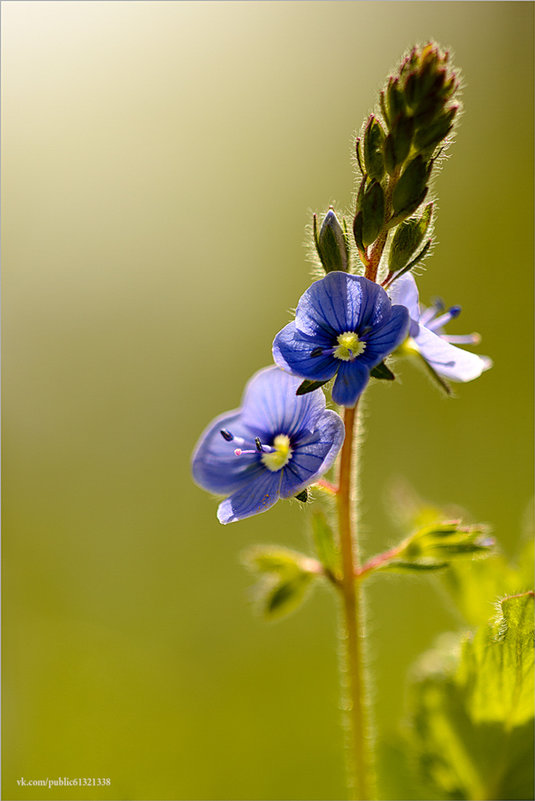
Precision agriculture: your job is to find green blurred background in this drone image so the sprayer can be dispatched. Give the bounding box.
[2,2,533,799]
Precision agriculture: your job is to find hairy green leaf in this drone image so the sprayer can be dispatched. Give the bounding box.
[407,594,535,800]
[263,571,315,620]
[458,592,535,728]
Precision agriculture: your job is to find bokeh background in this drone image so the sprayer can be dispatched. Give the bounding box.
[2,2,533,800]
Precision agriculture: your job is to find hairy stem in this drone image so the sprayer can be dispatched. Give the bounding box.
[337,403,374,800]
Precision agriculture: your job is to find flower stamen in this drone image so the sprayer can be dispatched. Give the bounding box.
[333,331,366,361]
[261,434,293,472]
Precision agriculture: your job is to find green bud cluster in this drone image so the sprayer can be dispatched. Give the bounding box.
[349,43,460,282]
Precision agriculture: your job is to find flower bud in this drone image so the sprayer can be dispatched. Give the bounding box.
[384,115,414,172]
[363,115,386,182]
[314,209,349,273]
[386,77,405,123]
[413,105,458,154]
[386,43,460,158]
[360,181,385,247]
[389,203,433,273]
[392,156,428,218]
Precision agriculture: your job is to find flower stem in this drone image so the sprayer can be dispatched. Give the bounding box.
[337,403,374,800]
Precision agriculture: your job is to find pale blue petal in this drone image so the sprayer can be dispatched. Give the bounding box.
[272,322,338,382]
[415,326,493,382]
[279,410,345,498]
[191,410,263,495]
[241,366,329,440]
[388,272,421,323]
[217,470,282,524]
[332,360,370,407]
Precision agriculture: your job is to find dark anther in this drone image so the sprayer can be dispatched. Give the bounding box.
[254,437,263,452]
[310,347,324,358]
[220,429,233,441]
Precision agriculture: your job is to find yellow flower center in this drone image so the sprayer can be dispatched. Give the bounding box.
[261,434,292,472]
[333,331,366,361]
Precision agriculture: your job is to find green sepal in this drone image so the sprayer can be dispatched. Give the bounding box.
[314,209,349,273]
[361,180,385,247]
[392,156,428,218]
[386,77,405,124]
[383,133,397,176]
[311,510,339,579]
[394,238,432,278]
[379,90,390,128]
[390,114,414,168]
[370,361,395,381]
[380,560,449,573]
[389,203,433,273]
[352,210,364,252]
[355,137,364,174]
[363,115,386,182]
[296,378,329,396]
[414,105,457,154]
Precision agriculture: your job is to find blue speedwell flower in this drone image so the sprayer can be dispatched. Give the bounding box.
[272,272,410,407]
[389,273,492,381]
[192,367,344,524]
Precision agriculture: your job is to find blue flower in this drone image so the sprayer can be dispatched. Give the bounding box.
[191,367,344,524]
[389,273,492,382]
[272,272,410,407]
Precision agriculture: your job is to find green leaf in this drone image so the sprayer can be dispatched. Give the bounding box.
[242,545,319,621]
[311,510,339,578]
[243,545,310,575]
[263,572,315,620]
[380,560,449,573]
[370,361,395,381]
[296,378,328,396]
[407,595,535,800]
[441,539,534,627]
[458,592,535,728]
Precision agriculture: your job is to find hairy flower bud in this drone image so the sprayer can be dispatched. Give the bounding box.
[389,203,433,274]
[314,209,349,273]
[363,115,386,182]
[392,43,460,158]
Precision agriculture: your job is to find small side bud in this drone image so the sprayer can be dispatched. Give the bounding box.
[413,105,458,154]
[314,209,349,273]
[390,114,414,167]
[389,203,433,273]
[392,155,428,218]
[386,77,405,123]
[360,181,385,247]
[363,115,386,182]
